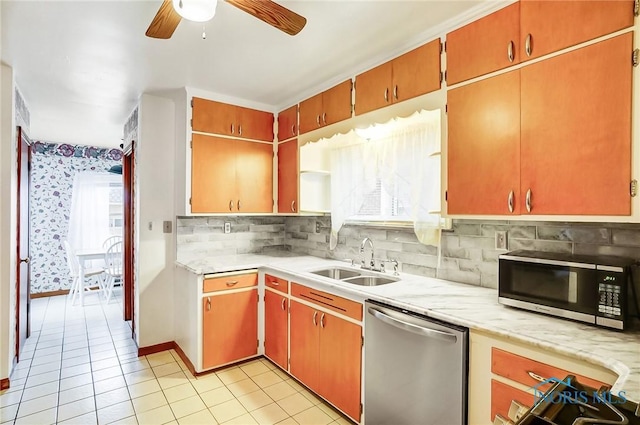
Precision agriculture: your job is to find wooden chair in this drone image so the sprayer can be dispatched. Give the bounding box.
[63,240,105,305]
[103,240,123,303]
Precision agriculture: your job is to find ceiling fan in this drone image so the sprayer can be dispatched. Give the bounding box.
[146,0,307,39]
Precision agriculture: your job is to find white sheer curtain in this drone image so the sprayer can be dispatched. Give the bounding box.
[68,172,121,251]
[329,109,442,249]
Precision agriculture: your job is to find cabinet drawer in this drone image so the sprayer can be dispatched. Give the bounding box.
[265,274,289,294]
[491,379,534,422]
[291,283,362,321]
[491,348,610,392]
[203,272,257,292]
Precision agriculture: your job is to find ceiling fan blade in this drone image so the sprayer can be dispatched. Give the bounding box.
[146,0,182,39]
[225,0,307,36]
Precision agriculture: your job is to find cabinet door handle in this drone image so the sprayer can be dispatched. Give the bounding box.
[384,88,389,102]
[231,123,235,134]
[393,85,398,100]
[312,311,318,326]
[322,112,326,125]
[238,124,242,136]
[291,124,296,135]
[269,279,279,286]
[281,298,286,311]
[206,297,211,311]
[237,199,241,211]
[229,200,234,211]
[525,189,532,213]
[527,370,546,383]
[320,312,325,328]
[525,34,532,57]
[291,200,296,212]
[226,280,239,286]
[507,40,515,62]
[508,190,514,213]
[316,115,320,127]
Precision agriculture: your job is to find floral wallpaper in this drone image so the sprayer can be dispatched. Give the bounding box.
[30,141,123,294]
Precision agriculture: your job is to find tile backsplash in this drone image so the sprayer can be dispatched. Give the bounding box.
[177,215,640,289]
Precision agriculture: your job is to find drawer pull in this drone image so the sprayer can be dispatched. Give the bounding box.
[291,124,296,135]
[525,33,532,57]
[320,312,325,328]
[525,189,532,213]
[312,311,318,326]
[507,40,515,63]
[527,370,546,382]
[270,280,279,286]
[229,200,234,211]
[508,190,514,213]
[231,123,235,134]
[291,200,296,212]
[384,88,389,102]
[238,124,242,136]
[281,298,286,311]
[206,297,211,311]
[226,280,239,286]
[393,85,398,100]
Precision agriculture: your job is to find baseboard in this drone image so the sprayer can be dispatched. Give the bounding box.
[31,289,70,299]
[137,341,175,357]
[0,378,9,390]
[172,342,197,377]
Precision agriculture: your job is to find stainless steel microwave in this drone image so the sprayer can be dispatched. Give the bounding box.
[498,250,637,330]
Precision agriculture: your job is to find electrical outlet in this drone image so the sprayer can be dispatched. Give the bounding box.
[316,221,320,233]
[224,222,231,234]
[495,231,508,250]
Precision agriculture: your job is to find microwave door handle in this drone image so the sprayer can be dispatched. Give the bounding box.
[367,307,457,343]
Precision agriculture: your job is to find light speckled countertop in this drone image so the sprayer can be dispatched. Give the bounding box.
[176,252,640,405]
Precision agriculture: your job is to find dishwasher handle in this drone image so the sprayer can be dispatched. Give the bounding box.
[367,307,457,343]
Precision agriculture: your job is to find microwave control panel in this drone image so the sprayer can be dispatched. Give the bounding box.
[597,272,624,318]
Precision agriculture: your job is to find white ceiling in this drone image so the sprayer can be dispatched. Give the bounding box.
[1,0,495,148]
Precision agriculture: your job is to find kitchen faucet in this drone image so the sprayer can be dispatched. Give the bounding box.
[360,237,375,270]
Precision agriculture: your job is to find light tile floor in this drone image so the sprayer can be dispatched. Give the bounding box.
[0,293,354,425]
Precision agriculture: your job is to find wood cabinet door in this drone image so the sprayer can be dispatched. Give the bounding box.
[202,290,258,369]
[278,105,298,142]
[264,290,288,370]
[192,97,236,136]
[520,0,634,62]
[191,134,237,213]
[447,70,521,215]
[446,2,520,85]
[392,39,441,103]
[237,106,274,142]
[491,380,534,423]
[520,33,632,215]
[355,61,392,115]
[322,80,352,126]
[299,93,323,134]
[278,139,298,213]
[235,140,273,213]
[317,313,362,422]
[289,301,320,392]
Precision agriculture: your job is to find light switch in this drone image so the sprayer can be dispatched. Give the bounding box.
[495,231,508,250]
[224,222,231,234]
[163,221,172,233]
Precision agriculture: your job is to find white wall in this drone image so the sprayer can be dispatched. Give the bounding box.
[135,93,176,348]
[0,63,17,382]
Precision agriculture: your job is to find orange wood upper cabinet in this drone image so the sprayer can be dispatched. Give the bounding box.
[264,290,288,370]
[317,311,362,422]
[235,140,273,213]
[446,2,520,85]
[519,0,634,62]
[299,80,352,134]
[191,134,237,213]
[202,289,258,369]
[289,300,320,391]
[520,33,632,215]
[447,69,521,215]
[355,39,442,115]
[277,105,298,141]
[191,134,273,213]
[278,139,298,213]
[192,97,274,142]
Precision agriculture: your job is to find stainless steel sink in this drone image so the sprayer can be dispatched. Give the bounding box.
[341,276,399,286]
[310,267,361,280]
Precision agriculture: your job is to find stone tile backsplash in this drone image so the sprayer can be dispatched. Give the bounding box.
[177,215,640,290]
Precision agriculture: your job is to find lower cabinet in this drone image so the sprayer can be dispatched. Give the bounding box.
[290,299,363,422]
[264,289,288,370]
[202,289,258,369]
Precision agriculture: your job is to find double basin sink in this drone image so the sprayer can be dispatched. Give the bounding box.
[309,266,399,287]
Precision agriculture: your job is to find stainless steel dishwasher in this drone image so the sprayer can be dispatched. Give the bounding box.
[365,300,468,425]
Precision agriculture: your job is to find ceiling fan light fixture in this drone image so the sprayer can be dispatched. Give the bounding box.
[172,0,217,23]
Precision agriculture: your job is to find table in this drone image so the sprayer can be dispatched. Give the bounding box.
[75,249,105,306]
